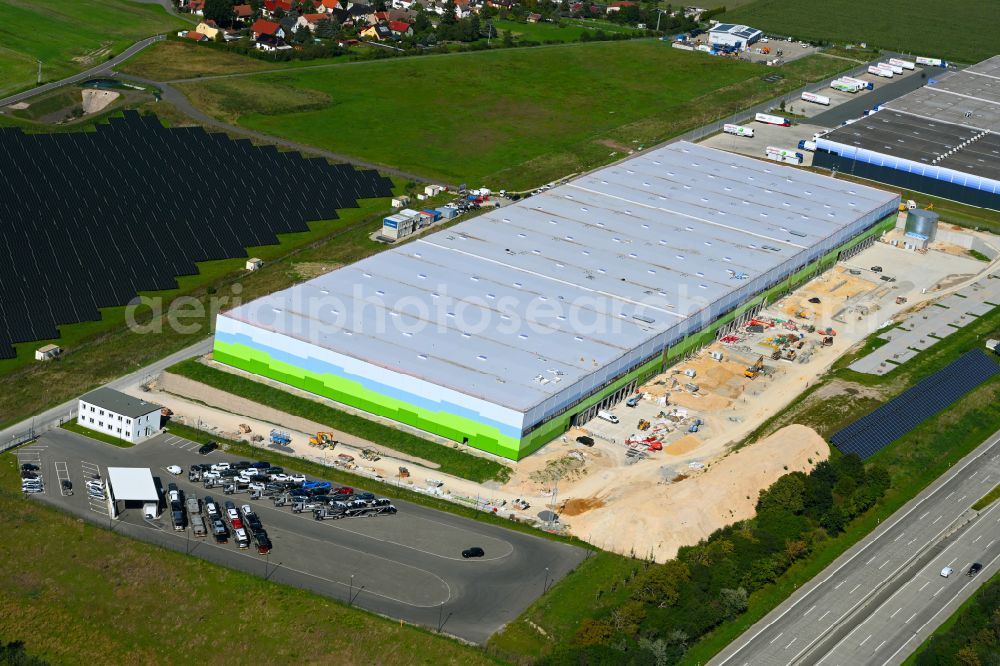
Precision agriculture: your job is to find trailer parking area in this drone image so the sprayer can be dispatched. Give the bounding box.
[16,428,586,643]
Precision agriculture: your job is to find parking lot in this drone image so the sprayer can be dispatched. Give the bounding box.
[17,428,586,643]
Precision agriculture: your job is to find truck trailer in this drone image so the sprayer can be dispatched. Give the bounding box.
[765,146,804,165]
[916,56,946,67]
[831,80,860,93]
[723,123,754,137]
[840,76,874,90]
[755,112,791,126]
[879,62,904,74]
[801,91,831,106]
[868,65,893,78]
[889,57,915,70]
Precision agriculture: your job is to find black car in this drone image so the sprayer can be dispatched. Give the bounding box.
[21,470,38,479]
[220,469,241,477]
[356,492,376,501]
[245,513,263,532]
[462,547,485,559]
[253,529,272,554]
[233,461,252,470]
[289,488,310,497]
[198,441,218,455]
[265,467,284,476]
[20,463,39,472]
[250,461,271,469]
[576,435,595,447]
[967,563,983,577]
[61,479,73,494]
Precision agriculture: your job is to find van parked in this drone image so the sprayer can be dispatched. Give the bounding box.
[597,410,619,424]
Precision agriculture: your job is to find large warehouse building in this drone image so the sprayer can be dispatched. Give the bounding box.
[814,56,1000,211]
[214,142,899,460]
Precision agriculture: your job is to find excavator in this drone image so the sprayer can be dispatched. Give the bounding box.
[308,432,338,448]
[744,355,764,379]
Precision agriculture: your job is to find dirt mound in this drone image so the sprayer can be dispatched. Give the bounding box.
[560,497,605,516]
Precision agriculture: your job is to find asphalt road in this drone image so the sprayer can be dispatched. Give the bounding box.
[0,337,213,449]
[807,69,931,130]
[0,36,165,108]
[711,432,1000,666]
[18,427,586,643]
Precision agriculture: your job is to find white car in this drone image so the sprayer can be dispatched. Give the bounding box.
[289,474,306,484]
[166,465,183,475]
[205,501,219,517]
[226,508,240,523]
[211,462,231,472]
[168,489,181,503]
[241,504,255,517]
[940,567,954,578]
[270,473,289,482]
[203,471,221,481]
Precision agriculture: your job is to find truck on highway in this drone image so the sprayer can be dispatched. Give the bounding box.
[868,65,893,78]
[723,123,754,137]
[765,146,804,164]
[840,76,874,90]
[801,91,831,106]
[755,112,791,126]
[797,140,817,151]
[889,57,915,70]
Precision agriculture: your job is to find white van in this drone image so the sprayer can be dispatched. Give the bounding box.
[143,502,159,520]
[597,410,620,424]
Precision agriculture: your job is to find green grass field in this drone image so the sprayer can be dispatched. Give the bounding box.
[0,0,185,97]
[60,420,133,448]
[177,42,848,189]
[724,0,1000,63]
[492,18,641,42]
[0,452,499,665]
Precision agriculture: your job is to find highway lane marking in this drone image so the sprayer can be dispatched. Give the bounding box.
[982,475,992,484]
[878,560,891,570]
[970,471,978,478]
[931,515,943,525]
[957,495,966,502]
[948,557,957,565]
[714,437,1000,666]
[784,638,797,650]
[859,634,871,647]
[881,634,916,665]
[834,580,845,589]
[933,585,944,597]
[919,581,930,592]
[890,607,902,618]
[804,605,816,616]
[769,632,783,645]
[905,612,917,623]
[918,511,930,520]
[974,535,983,543]
[907,538,916,546]
[875,639,887,653]
[849,583,861,594]
[866,556,877,565]
[945,491,955,499]
[818,610,831,623]
[894,533,904,542]
[988,540,996,549]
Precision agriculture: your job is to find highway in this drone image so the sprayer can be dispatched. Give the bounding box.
[0,35,165,108]
[711,433,1000,666]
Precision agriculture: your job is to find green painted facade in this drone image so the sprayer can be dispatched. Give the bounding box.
[217,214,897,460]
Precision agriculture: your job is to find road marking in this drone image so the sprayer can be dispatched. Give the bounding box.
[974,535,982,543]
[982,475,992,484]
[905,612,917,623]
[919,581,930,592]
[878,560,891,570]
[907,538,916,546]
[890,607,902,619]
[931,515,943,524]
[987,540,996,550]
[874,639,887,653]
[784,638,797,650]
[918,511,930,520]
[804,605,816,616]
[866,556,877,565]
[948,557,957,566]
[859,634,871,647]
[945,491,955,499]
[970,471,978,478]
[818,610,831,623]
[834,580,844,589]
[893,533,904,542]
[769,632,783,645]
[957,495,967,502]
[849,584,861,594]
[932,585,944,598]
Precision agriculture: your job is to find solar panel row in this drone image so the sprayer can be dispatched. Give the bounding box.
[0,111,393,358]
[831,349,1000,459]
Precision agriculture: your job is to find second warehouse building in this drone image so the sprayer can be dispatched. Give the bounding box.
[214,142,899,460]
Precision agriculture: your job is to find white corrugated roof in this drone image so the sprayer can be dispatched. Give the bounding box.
[223,141,896,412]
[107,467,158,502]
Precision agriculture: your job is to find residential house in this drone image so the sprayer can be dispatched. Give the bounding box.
[279,14,300,35]
[486,0,514,8]
[184,30,210,41]
[297,12,328,30]
[388,8,417,22]
[196,20,221,39]
[330,7,353,23]
[389,0,417,9]
[262,0,294,16]
[526,12,541,22]
[368,10,391,24]
[251,18,285,38]
[233,4,254,20]
[256,33,291,50]
[360,24,393,40]
[606,0,635,11]
[314,0,340,12]
[388,20,412,36]
[346,4,373,22]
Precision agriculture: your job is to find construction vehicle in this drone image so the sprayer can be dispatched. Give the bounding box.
[270,430,291,446]
[398,466,410,479]
[309,431,338,448]
[238,423,252,434]
[821,336,834,347]
[744,355,764,379]
[638,419,651,431]
[361,448,381,462]
[781,348,797,361]
[688,419,703,433]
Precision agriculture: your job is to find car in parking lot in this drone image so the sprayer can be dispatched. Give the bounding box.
[265,467,284,476]
[211,462,231,472]
[61,479,73,495]
[289,474,306,485]
[166,465,183,475]
[356,492,375,501]
[250,461,270,469]
[270,473,290,482]
[333,486,354,495]
[253,529,272,554]
[234,528,250,549]
[20,463,39,472]
[198,441,218,455]
[462,547,485,559]
[967,562,983,577]
[205,497,219,517]
[233,461,252,470]
[211,518,229,543]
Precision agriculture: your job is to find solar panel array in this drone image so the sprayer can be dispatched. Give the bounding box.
[0,111,393,359]
[831,349,1000,459]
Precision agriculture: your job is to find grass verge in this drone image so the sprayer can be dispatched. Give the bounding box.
[163,422,577,546]
[0,451,499,665]
[903,570,1000,665]
[60,420,133,448]
[971,483,1000,511]
[167,359,512,483]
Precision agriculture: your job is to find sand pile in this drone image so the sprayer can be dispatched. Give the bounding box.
[82,89,119,115]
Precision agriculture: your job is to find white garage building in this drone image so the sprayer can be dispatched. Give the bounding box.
[708,23,762,48]
[107,467,159,519]
[77,387,161,444]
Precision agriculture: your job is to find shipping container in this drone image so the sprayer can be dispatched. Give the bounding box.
[888,57,915,70]
[723,123,754,137]
[755,112,791,126]
[801,91,831,105]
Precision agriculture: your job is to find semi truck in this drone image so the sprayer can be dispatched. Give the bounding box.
[889,57,915,70]
[841,76,874,90]
[797,139,817,151]
[916,56,946,67]
[765,146,804,164]
[801,91,831,105]
[879,61,904,74]
[831,80,860,93]
[723,123,754,137]
[868,65,893,78]
[755,112,791,126]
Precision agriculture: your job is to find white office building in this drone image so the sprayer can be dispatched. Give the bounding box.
[708,23,762,48]
[77,387,162,444]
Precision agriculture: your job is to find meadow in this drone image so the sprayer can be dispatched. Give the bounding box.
[178,41,849,189]
[723,0,1000,63]
[0,0,185,97]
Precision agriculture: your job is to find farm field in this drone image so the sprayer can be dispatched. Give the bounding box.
[0,453,499,666]
[492,18,642,42]
[177,41,849,189]
[724,0,1000,63]
[0,0,185,97]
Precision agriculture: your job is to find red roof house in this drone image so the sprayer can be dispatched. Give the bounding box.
[251,18,282,37]
[388,20,411,35]
[232,4,254,18]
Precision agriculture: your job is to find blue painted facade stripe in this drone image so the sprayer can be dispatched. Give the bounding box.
[216,330,524,439]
